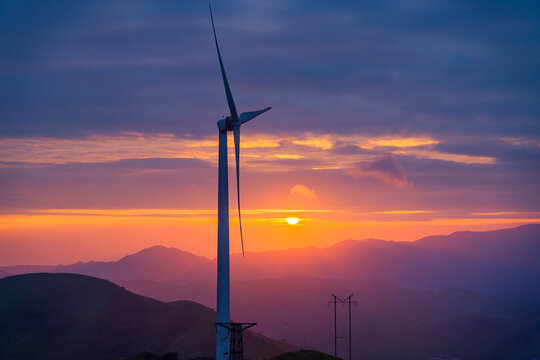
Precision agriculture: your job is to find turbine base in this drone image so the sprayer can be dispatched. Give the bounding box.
[215,322,257,360]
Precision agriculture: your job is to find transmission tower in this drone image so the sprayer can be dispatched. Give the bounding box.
[216,322,256,360]
[330,293,356,360]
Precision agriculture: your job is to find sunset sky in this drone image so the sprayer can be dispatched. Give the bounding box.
[1,1,539,265]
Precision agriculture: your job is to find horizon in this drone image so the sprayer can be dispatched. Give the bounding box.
[1,1,539,266]
[1,223,538,266]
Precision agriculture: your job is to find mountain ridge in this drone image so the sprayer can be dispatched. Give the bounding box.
[1,224,539,295]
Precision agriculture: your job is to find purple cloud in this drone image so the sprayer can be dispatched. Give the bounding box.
[348,155,411,187]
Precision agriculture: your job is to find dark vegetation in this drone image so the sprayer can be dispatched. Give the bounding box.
[124,352,178,360]
[269,350,340,360]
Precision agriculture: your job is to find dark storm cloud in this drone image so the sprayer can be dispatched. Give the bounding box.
[1,0,539,138]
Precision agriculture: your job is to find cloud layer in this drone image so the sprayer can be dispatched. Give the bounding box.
[1,0,539,138]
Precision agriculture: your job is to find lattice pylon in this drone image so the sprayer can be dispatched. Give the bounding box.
[216,322,257,360]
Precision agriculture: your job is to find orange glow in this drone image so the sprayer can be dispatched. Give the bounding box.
[1,208,538,264]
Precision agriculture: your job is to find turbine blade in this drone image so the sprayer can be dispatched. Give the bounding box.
[209,4,238,121]
[238,107,272,125]
[233,125,244,257]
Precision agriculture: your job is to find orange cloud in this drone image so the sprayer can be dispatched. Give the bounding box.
[290,184,318,200]
[373,210,432,214]
[365,137,440,148]
[292,138,333,150]
[0,132,496,170]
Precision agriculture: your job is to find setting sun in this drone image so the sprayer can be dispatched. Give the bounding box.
[285,217,300,225]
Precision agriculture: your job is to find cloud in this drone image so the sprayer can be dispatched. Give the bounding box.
[1,1,538,139]
[0,132,490,168]
[290,184,317,199]
[292,137,333,150]
[393,149,496,165]
[348,155,411,187]
[363,137,440,149]
[500,137,540,148]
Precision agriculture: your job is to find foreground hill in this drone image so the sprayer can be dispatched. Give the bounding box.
[0,273,296,360]
[270,350,339,360]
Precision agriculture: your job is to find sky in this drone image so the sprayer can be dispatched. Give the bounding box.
[1,0,539,265]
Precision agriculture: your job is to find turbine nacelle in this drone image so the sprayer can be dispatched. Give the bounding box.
[216,116,233,132]
[217,107,271,132]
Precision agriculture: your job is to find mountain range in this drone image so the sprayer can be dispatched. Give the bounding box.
[3,224,539,296]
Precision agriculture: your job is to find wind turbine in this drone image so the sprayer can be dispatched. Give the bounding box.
[209,5,271,360]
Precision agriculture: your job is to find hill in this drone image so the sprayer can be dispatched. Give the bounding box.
[413,224,540,270]
[1,245,209,282]
[118,276,540,359]
[0,273,296,360]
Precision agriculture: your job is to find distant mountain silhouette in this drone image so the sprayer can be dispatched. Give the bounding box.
[1,245,209,282]
[180,224,540,295]
[0,269,9,278]
[413,224,540,270]
[118,276,540,359]
[0,273,296,360]
[1,224,539,295]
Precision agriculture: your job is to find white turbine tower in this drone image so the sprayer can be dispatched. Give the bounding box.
[209,6,271,360]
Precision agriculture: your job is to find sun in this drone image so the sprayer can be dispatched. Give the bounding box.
[285,217,300,225]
